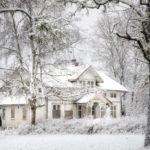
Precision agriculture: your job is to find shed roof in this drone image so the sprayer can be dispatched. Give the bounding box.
[0,96,27,105]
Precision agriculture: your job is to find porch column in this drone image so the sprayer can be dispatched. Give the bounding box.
[87,104,92,118]
[95,104,100,118]
[61,103,65,119]
[106,106,111,118]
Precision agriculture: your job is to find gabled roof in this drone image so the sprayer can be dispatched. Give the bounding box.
[76,93,113,104]
[68,65,103,83]
[76,93,95,103]
[67,65,127,92]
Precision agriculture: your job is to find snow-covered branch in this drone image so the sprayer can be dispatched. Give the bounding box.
[0,8,32,20]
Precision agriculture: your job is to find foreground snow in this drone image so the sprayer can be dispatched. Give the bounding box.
[0,134,148,150]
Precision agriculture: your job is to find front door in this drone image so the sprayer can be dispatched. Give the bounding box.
[92,103,99,118]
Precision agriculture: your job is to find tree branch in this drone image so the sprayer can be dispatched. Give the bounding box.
[119,0,142,17]
[0,46,17,52]
[116,33,149,62]
[0,8,32,20]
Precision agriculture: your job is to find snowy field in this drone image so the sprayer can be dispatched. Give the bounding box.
[0,134,147,150]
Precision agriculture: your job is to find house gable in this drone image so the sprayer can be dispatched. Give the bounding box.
[70,66,103,83]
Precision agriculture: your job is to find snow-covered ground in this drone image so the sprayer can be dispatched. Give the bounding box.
[0,134,147,150]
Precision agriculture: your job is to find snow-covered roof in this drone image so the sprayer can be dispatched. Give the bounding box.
[0,96,27,105]
[42,74,73,88]
[68,65,103,83]
[98,72,128,92]
[76,93,95,103]
[67,65,127,92]
[76,93,113,104]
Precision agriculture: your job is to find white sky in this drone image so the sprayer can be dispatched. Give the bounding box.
[71,8,101,66]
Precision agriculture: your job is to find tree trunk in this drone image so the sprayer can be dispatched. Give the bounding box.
[31,107,36,125]
[29,95,37,126]
[11,13,23,67]
[144,62,150,147]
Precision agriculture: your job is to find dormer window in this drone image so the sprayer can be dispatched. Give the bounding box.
[110,93,117,98]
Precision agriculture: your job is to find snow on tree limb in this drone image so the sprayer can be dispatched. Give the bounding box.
[0,8,32,20]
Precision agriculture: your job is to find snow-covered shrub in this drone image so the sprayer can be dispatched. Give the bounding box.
[0,115,146,135]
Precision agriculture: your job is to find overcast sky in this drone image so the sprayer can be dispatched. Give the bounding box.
[72,8,100,66]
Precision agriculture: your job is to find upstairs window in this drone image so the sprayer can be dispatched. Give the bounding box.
[91,81,94,88]
[79,80,95,88]
[110,93,117,98]
[11,107,15,119]
[87,81,91,88]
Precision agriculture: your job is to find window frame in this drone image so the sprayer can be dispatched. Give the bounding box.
[110,93,117,98]
[79,80,95,88]
[52,104,61,119]
[38,88,42,93]
[78,105,82,118]
[2,108,5,120]
[111,105,117,118]
[11,107,15,120]
[53,105,60,110]
[22,107,27,120]
[100,106,106,118]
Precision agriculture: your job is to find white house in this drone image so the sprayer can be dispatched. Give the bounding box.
[0,65,127,128]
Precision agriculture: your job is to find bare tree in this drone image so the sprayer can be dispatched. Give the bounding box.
[0,0,80,125]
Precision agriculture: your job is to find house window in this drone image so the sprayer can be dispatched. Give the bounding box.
[80,80,95,88]
[91,81,94,88]
[2,108,5,120]
[83,81,86,87]
[52,105,61,118]
[92,106,95,116]
[80,81,85,87]
[78,105,82,118]
[87,81,91,88]
[111,106,117,118]
[100,106,106,118]
[110,93,117,98]
[11,107,15,119]
[92,105,95,117]
[38,88,42,93]
[53,105,60,110]
[22,107,27,120]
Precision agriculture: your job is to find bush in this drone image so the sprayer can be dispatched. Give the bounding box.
[0,115,146,135]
